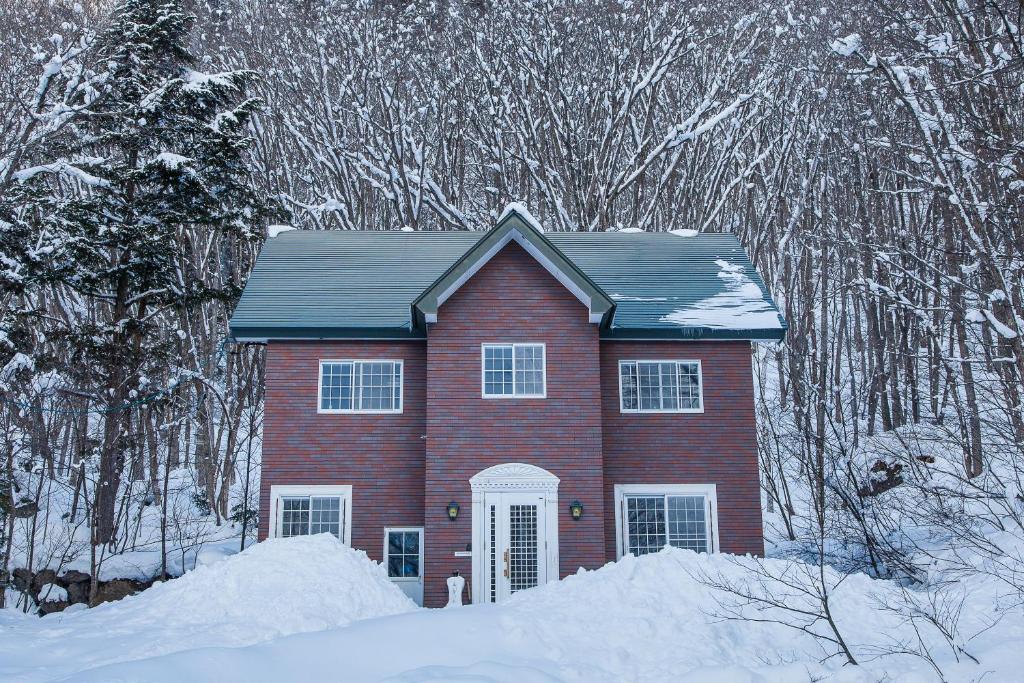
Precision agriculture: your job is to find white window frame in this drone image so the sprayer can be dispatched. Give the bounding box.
[617,359,704,414]
[317,359,404,414]
[383,526,424,582]
[269,484,353,545]
[613,483,719,559]
[480,343,547,399]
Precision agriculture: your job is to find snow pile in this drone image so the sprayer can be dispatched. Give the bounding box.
[660,258,783,330]
[37,583,67,602]
[44,547,1023,682]
[0,535,414,681]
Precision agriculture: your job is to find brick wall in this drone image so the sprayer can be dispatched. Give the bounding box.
[259,340,427,558]
[258,250,765,607]
[424,241,606,607]
[600,340,764,559]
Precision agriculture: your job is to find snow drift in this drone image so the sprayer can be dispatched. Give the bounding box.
[27,546,1022,682]
[0,535,414,681]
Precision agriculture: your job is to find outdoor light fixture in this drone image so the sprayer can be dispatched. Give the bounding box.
[446,501,460,521]
[569,500,584,520]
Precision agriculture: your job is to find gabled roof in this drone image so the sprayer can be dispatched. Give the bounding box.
[229,207,787,342]
[412,207,615,327]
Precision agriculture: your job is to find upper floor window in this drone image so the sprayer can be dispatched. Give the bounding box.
[619,360,702,413]
[319,360,403,413]
[482,343,546,398]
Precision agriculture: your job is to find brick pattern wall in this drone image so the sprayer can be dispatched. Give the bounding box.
[259,340,427,559]
[600,341,764,559]
[258,250,765,608]
[424,241,606,607]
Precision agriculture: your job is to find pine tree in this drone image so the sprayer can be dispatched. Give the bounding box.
[8,0,275,546]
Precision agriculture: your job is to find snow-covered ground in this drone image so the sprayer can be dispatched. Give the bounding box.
[2,535,1020,682]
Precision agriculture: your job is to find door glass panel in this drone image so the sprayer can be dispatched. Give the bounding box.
[508,504,539,593]
[626,496,666,555]
[489,505,497,603]
[667,496,708,553]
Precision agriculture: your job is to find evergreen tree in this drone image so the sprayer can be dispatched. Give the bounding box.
[7,0,274,545]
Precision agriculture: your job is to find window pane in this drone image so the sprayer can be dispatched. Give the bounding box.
[626,496,666,555]
[281,497,310,537]
[514,344,545,396]
[320,363,353,411]
[484,346,513,395]
[388,532,403,555]
[387,556,403,578]
[357,362,396,411]
[660,362,679,410]
[403,531,419,553]
[678,362,701,410]
[620,363,638,410]
[403,556,419,577]
[667,495,708,553]
[638,362,662,411]
[393,364,403,409]
[310,496,341,537]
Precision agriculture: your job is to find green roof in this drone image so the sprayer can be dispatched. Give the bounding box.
[229,209,786,341]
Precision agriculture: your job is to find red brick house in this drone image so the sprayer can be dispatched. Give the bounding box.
[229,205,785,607]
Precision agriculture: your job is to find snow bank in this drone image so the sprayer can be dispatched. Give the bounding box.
[48,547,1021,682]
[0,535,414,681]
[660,257,783,330]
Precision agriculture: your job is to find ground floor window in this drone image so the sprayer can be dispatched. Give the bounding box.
[615,484,717,558]
[270,485,352,544]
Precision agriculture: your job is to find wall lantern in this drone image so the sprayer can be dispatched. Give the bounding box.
[446,501,460,521]
[569,500,584,520]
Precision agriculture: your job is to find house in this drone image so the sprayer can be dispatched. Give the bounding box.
[229,205,786,607]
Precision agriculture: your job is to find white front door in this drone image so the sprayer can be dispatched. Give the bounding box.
[482,491,548,603]
[470,463,560,604]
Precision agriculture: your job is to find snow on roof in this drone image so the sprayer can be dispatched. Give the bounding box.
[659,258,783,330]
[669,228,699,237]
[268,225,296,238]
[498,202,545,232]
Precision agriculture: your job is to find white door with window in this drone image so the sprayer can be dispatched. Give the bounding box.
[484,492,548,603]
[385,527,424,606]
[615,484,718,558]
[470,463,560,604]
